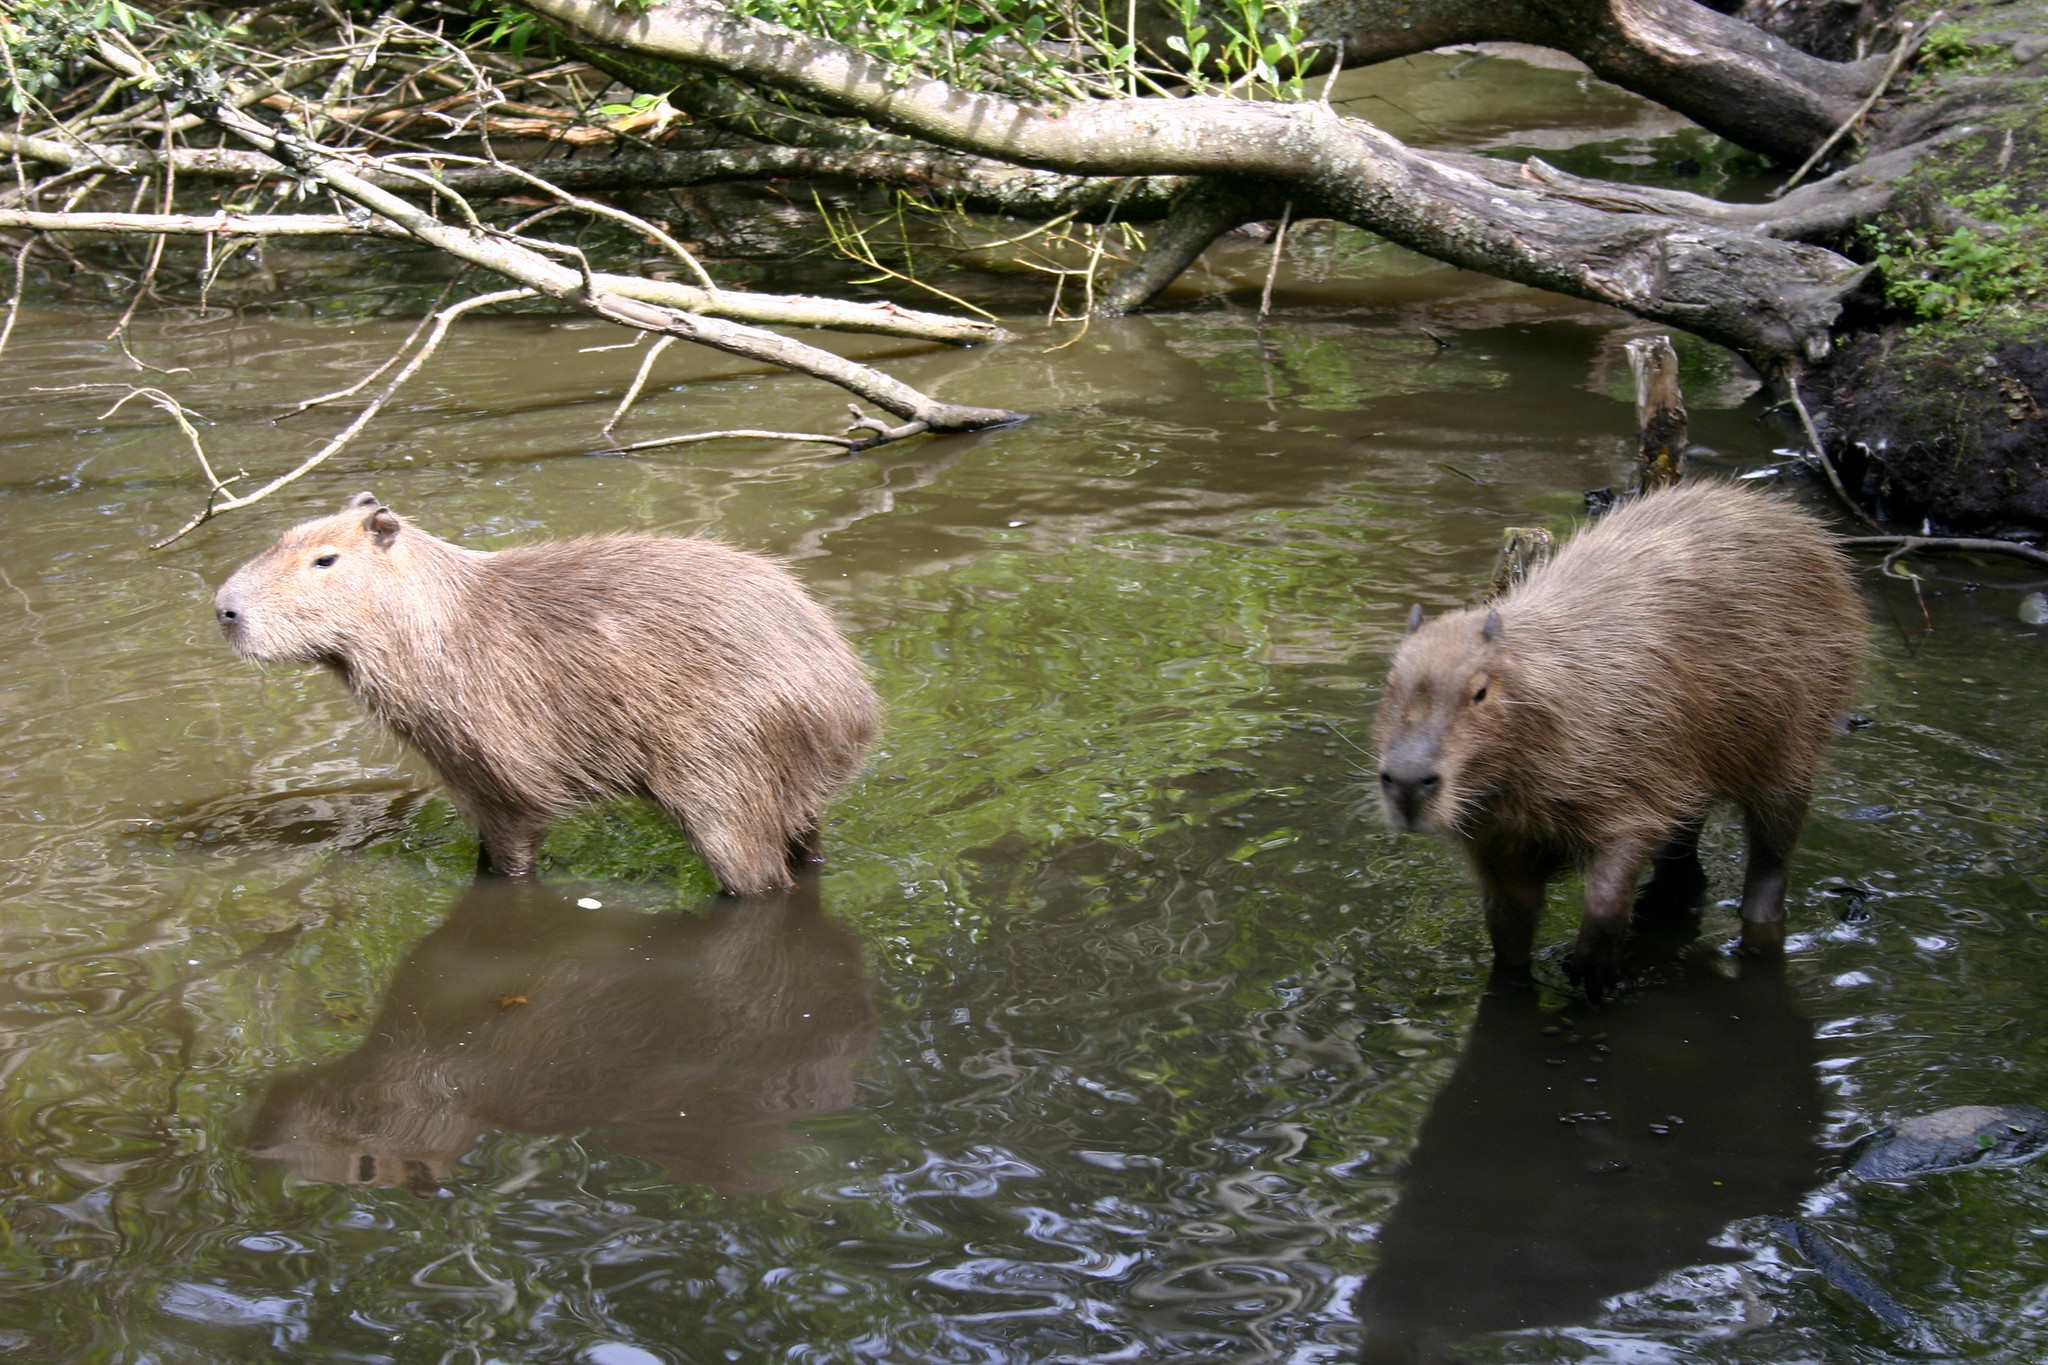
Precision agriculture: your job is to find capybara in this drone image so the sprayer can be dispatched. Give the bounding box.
[1374,481,1862,998]
[214,492,879,895]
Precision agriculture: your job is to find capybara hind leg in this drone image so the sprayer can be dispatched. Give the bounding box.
[1737,794,1808,956]
[1644,817,1706,897]
[473,808,548,879]
[1571,838,1654,1001]
[687,813,796,898]
[1638,817,1708,922]
[786,821,824,877]
[1475,853,1549,977]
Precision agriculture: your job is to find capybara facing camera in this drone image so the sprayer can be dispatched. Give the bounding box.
[1374,482,1863,998]
[214,492,879,895]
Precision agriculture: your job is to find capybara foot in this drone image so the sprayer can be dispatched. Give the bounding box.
[1736,918,1787,957]
[1567,937,1626,1003]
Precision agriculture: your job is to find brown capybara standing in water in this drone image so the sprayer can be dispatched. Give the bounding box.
[1374,482,1862,998]
[214,492,879,895]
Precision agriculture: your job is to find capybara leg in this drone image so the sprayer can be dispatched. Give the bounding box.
[688,813,796,899]
[473,808,548,879]
[1737,794,1808,956]
[785,821,824,877]
[1477,856,1549,977]
[1645,817,1706,895]
[1638,817,1709,923]
[1571,839,1654,1001]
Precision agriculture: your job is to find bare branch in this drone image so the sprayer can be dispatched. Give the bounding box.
[1841,536,2048,572]
[153,288,535,549]
[0,209,1006,344]
[604,427,861,454]
[0,208,407,236]
[602,334,675,438]
[0,235,32,361]
[1784,373,1881,531]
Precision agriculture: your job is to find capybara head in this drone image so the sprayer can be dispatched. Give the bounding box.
[1374,604,1515,834]
[214,491,426,662]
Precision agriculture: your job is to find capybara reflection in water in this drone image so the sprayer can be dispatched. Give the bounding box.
[214,492,878,894]
[1374,482,1863,998]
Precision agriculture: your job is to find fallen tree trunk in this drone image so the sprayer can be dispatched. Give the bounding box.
[1141,0,1884,163]
[513,0,1861,363]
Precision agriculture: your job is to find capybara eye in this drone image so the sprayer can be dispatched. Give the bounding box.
[312,554,338,568]
[1472,684,1490,704]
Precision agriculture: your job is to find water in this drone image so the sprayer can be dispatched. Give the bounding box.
[4,49,2048,1365]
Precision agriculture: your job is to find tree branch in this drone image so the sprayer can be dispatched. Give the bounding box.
[0,203,1009,343]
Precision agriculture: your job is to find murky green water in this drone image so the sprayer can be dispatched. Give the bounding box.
[5,48,2048,1365]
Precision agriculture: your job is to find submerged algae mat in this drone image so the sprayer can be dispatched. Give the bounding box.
[5,52,2048,1347]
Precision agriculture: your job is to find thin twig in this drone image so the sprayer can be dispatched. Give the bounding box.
[98,387,221,488]
[604,427,859,453]
[152,287,533,548]
[106,95,177,344]
[1841,535,2048,571]
[1784,374,1881,529]
[384,149,719,292]
[1775,11,1941,196]
[0,235,33,360]
[602,334,676,437]
[273,277,466,419]
[1259,201,1293,319]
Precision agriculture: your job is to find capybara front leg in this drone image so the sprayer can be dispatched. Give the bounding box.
[1475,854,1549,978]
[473,808,548,879]
[1571,839,1653,1001]
[1737,793,1809,956]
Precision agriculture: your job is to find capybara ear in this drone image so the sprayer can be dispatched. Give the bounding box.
[1481,608,1502,643]
[366,507,401,548]
[343,491,380,511]
[1406,603,1425,635]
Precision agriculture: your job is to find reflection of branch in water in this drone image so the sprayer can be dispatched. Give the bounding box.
[250,877,875,1195]
[1358,952,1823,1362]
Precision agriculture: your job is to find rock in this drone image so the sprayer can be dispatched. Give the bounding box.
[1849,1104,2048,1181]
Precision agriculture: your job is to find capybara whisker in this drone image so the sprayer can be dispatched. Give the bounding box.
[213,491,879,895]
[1372,481,1863,1000]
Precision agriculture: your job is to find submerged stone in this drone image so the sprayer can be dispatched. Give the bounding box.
[1850,1104,2048,1181]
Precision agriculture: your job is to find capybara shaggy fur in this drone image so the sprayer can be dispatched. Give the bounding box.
[214,492,879,895]
[1374,481,1863,997]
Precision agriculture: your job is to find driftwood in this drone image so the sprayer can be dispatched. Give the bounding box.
[1625,336,1688,492]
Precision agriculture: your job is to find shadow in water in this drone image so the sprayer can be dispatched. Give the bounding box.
[250,877,875,1195]
[1359,931,1824,1362]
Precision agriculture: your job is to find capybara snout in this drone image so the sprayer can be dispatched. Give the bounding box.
[216,491,879,896]
[1374,482,1863,999]
[1377,607,1503,834]
[214,492,397,662]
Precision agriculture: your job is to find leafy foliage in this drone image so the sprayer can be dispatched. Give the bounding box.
[719,0,1311,99]
[0,0,151,112]
[1865,187,2048,322]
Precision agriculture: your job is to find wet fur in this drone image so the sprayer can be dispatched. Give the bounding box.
[1374,482,1863,996]
[214,494,879,895]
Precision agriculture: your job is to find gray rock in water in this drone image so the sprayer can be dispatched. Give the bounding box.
[1850,1104,2048,1182]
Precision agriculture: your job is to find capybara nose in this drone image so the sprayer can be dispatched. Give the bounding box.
[1380,769,1441,825]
